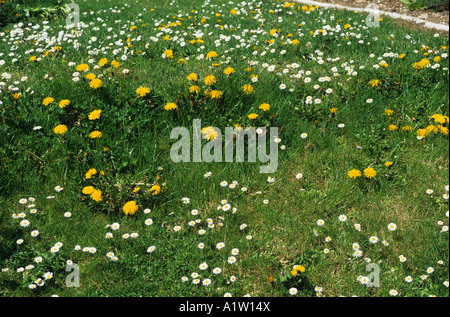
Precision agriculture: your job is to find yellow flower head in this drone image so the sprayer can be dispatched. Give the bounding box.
[59,99,70,108]
[164,49,174,59]
[187,73,198,81]
[413,59,430,70]
[370,79,381,87]
[417,128,428,138]
[89,131,102,139]
[76,64,89,72]
[12,92,22,100]
[54,124,68,135]
[123,201,139,215]
[189,85,200,94]
[388,124,398,131]
[89,78,103,89]
[164,102,177,111]
[201,126,219,141]
[88,110,102,120]
[82,186,95,195]
[136,86,151,97]
[90,189,102,202]
[150,184,161,195]
[85,168,97,179]
[204,75,217,86]
[85,73,96,80]
[385,161,393,167]
[348,169,362,179]
[363,167,377,178]
[223,67,235,76]
[248,113,258,120]
[242,84,254,95]
[206,51,218,59]
[209,90,223,99]
[111,60,120,68]
[259,103,270,111]
[42,97,55,106]
[98,58,108,67]
[432,114,446,124]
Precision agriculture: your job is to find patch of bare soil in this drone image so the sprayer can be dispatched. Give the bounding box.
[300,0,449,33]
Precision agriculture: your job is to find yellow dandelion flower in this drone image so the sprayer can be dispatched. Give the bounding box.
[201,126,219,141]
[58,99,70,108]
[187,73,198,81]
[401,125,412,132]
[348,169,362,179]
[223,67,235,76]
[209,90,222,99]
[82,186,95,195]
[89,78,103,89]
[85,168,97,179]
[85,73,96,80]
[242,84,254,95]
[164,102,177,111]
[149,184,161,195]
[388,124,398,131]
[259,103,270,111]
[164,49,174,59]
[432,114,446,124]
[123,201,139,215]
[12,92,21,100]
[385,161,393,167]
[189,85,200,94]
[204,75,217,86]
[248,113,258,120]
[363,167,377,178]
[76,64,89,72]
[89,131,102,139]
[206,51,218,59]
[136,86,151,97]
[90,189,102,202]
[426,125,438,134]
[54,124,68,135]
[417,128,428,138]
[98,58,108,67]
[295,265,306,273]
[88,110,102,120]
[42,97,55,106]
[111,60,120,68]
[370,79,381,87]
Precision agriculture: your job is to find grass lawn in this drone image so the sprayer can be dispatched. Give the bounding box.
[0,0,448,297]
